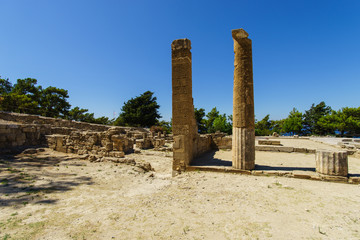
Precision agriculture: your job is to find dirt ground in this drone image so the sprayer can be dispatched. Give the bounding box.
[1,139,360,239]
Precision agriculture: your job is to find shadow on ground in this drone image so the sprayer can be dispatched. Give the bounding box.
[254,165,315,171]
[0,152,93,208]
[191,150,316,172]
[191,151,232,167]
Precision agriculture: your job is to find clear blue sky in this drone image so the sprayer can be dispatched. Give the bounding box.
[1,0,359,121]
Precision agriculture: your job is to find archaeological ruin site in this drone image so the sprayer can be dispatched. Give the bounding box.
[1,28,360,239]
[1,29,359,183]
[169,28,359,183]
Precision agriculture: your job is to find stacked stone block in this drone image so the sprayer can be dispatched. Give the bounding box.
[46,127,134,157]
[258,140,281,146]
[171,39,199,172]
[0,123,50,149]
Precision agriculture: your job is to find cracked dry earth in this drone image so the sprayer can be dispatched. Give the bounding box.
[1,145,360,240]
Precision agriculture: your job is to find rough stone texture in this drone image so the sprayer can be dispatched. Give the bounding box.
[258,140,281,146]
[272,132,279,137]
[211,133,232,150]
[316,150,348,177]
[232,28,255,170]
[196,135,213,156]
[171,39,199,172]
[152,138,166,149]
[136,139,153,149]
[0,111,146,133]
[232,128,255,169]
[0,112,173,153]
[46,128,134,158]
[0,123,50,149]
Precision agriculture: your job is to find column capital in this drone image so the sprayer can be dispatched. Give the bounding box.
[232,28,249,40]
[171,39,191,51]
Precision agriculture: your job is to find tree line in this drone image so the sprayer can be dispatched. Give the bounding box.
[0,77,113,125]
[0,77,167,129]
[255,102,360,137]
[1,77,359,136]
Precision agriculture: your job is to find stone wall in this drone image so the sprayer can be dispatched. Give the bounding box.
[46,127,134,160]
[210,133,232,150]
[0,112,169,157]
[0,111,145,133]
[196,135,213,156]
[0,123,50,150]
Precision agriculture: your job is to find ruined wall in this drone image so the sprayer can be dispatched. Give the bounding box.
[196,135,213,156]
[211,133,232,150]
[0,123,50,150]
[0,111,145,132]
[46,127,133,158]
[0,112,168,157]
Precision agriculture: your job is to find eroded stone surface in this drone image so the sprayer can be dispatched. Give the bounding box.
[171,39,198,172]
[316,150,348,177]
[232,28,255,170]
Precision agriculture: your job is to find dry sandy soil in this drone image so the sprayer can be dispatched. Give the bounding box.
[1,139,360,239]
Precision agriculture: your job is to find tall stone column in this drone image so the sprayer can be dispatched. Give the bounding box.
[171,39,198,172]
[232,29,255,170]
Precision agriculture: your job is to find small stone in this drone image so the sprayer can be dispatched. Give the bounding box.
[22,148,37,154]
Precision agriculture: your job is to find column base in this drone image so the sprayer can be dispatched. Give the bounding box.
[232,127,255,170]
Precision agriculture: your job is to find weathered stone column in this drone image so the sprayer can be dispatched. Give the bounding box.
[232,29,255,170]
[316,150,348,176]
[171,39,198,173]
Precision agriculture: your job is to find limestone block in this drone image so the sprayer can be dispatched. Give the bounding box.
[342,138,353,142]
[346,145,356,149]
[315,150,348,177]
[108,151,125,158]
[77,149,88,155]
[294,148,307,153]
[258,140,281,146]
[272,132,279,137]
[134,133,143,139]
[136,139,152,149]
[67,146,74,153]
[255,146,294,153]
[23,126,36,133]
[105,142,113,151]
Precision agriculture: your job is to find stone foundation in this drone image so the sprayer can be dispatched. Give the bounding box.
[0,123,50,150]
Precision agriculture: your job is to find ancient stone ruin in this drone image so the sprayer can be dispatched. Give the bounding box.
[0,111,170,166]
[232,28,255,170]
[316,150,348,177]
[171,39,212,173]
[170,28,358,184]
[0,28,358,184]
[171,28,256,173]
